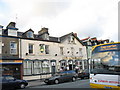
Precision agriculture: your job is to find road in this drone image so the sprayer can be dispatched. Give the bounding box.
[19,79,98,90]
[31,79,90,88]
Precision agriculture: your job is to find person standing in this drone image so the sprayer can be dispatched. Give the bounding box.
[75,66,79,73]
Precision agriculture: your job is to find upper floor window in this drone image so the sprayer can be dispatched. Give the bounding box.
[10,42,17,54]
[87,41,91,46]
[71,47,74,55]
[45,45,49,54]
[44,34,49,40]
[40,44,49,54]
[79,48,83,56]
[29,44,33,54]
[0,41,2,54]
[60,47,64,55]
[0,30,2,35]
[27,31,34,38]
[68,36,75,44]
[40,44,44,53]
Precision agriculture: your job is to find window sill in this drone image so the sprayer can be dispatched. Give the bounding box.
[10,54,18,55]
[28,54,35,56]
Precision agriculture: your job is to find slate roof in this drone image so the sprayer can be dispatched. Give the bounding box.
[60,32,85,46]
[1,22,84,44]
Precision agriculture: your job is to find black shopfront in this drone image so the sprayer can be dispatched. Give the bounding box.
[0,59,23,79]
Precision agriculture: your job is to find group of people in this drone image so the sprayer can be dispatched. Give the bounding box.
[59,66,80,73]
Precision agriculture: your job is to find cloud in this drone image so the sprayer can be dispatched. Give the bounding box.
[0,0,119,42]
[32,1,71,18]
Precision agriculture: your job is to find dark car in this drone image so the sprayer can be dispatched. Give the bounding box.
[44,70,78,84]
[78,69,89,79]
[0,75,28,90]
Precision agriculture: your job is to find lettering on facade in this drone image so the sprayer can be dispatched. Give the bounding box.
[63,57,82,60]
[100,45,117,51]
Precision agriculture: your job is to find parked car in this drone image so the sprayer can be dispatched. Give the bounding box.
[78,69,89,79]
[0,75,28,90]
[44,70,78,84]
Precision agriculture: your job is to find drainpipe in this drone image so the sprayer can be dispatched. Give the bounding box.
[86,45,89,70]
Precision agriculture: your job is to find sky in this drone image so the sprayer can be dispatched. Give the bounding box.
[0,0,119,41]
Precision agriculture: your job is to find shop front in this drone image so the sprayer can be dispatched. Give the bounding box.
[0,59,23,79]
[50,60,56,75]
[68,60,73,70]
[59,60,67,70]
[23,59,50,76]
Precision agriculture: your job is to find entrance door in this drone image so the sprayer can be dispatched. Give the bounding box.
[69,64,72,70]
[51,66,56,74]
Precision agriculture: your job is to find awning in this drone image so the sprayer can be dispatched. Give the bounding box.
[41,59,49,62]
[0,59,23,65]
[59,60,66,62]
[68,60,73,62]
[50,60,56,62]
[75,59,81,62]
[24,59,31,61]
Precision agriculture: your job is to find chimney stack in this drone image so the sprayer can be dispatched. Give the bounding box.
[38,27,49,35]
[74,33,77,37]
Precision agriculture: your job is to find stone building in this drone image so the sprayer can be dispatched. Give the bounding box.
[81,37,110,70]
[19,28,87,77]
[0,22,87,80]
[0,22,23,79]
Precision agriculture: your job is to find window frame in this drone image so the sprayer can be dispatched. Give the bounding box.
[60,47,64,55]
[0,41,2,54]
[28,44,34,54]
[10,41,17,55]
[45,45,49,54]
[27,31,34,38]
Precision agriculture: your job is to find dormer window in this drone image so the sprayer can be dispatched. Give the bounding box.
[27,31,34,38]
[44,33,49,40]
[68,36,75,44]
[0,25,3,35]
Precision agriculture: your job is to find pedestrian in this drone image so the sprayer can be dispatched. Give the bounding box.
[75,66,79,73]
[65,65,69,71]
[59,68,63,72]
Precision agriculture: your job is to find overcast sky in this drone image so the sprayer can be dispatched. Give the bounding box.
[0,0,119,41]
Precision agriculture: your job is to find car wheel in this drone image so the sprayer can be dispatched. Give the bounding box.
[72,77,76,82]
[54,79,59,84]
[19,83,26,89]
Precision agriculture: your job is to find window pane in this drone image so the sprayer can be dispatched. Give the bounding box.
[60,47,63,55]
[45,45,49,54]
[10,42,17,54]
[40,44,44,53]
[29,44,33,54]
[27,31,33,38]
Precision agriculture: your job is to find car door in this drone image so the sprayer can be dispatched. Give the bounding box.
[62,72,71,81]
[5,76,17,89]
[2,76,13,89]
[59,72,68,82]
[1,76,8,90]
[66,71,74,81]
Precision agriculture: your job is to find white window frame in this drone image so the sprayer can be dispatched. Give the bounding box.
[40,44,45,54]
[0,41,2,54]
[28,44,34,54]
[79,48,83,57]
[10,41,17,55]
[71,47,74,55]
[45,45,49,54]
[60,47,64,55]
[27,31,34,38]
